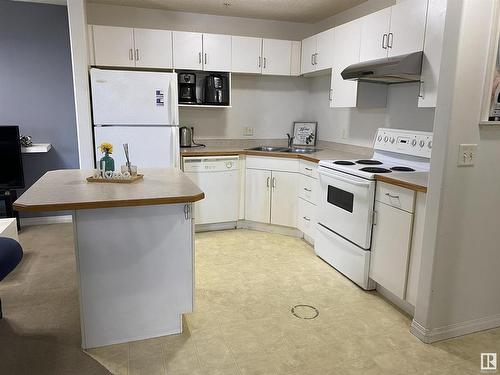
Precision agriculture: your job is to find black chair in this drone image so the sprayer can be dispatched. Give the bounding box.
[0,237,23,319]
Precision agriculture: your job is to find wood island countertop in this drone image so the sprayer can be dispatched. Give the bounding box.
[14,169,205,212]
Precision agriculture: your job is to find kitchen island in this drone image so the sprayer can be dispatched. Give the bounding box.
[14,169,204,349]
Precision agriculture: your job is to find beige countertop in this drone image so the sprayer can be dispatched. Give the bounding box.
[181,145,428,192]
[14,169,205,212]
[181,146,368,164]
[375,172,428,193]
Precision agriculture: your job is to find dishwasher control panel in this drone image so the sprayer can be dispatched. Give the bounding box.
[182,156,239,172]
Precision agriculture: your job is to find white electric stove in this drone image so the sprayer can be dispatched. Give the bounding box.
[315,128,432,290]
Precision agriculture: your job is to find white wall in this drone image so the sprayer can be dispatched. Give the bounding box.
[412,0,500,342]
[306,74,435,147]
[179,74,309,139]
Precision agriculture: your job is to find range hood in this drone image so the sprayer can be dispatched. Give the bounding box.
[341,51,423,84]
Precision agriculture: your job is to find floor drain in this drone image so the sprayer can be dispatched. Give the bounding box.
[291,304,319,320]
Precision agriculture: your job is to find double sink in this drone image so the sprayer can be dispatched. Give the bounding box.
[246,146,318,154]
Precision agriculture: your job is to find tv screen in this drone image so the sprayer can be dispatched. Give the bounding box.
[0,126,24,190]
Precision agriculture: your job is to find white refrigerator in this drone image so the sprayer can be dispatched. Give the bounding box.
[90,68,180,169]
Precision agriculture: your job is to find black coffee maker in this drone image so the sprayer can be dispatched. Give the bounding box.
[203,74,229,105]
[178,73,197,104]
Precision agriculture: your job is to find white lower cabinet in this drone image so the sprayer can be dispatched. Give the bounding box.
[245,168,271,223]
[245,168,298,227]
[370,182,420,302]
[270,170,298,227]
[297,198,316,240]
[244,157,299,228]
[370,200,413,299]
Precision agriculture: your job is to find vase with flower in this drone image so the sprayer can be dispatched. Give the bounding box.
[98,142,115,173]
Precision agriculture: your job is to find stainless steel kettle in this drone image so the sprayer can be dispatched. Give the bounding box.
[179,126,193,147]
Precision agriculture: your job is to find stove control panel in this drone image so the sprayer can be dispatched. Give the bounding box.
[374,128,433,158]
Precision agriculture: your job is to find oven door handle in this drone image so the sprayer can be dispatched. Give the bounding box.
[319,168,373,188]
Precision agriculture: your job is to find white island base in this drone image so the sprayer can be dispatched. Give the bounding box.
[72,203,194,349]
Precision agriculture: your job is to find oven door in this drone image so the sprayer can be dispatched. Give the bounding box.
[317,166,375,249]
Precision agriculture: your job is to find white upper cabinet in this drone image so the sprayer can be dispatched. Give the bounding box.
[301,35,317,74]
[93,25,135,67]
[290,41,302,76]
[231,36,262,74]
[262,39,292,76]
[203,33,232,72]
[301,28,334,74]
[418,0,447,107]
[134,29,173,69]
[388,0,428,57]
[359,1,428,62]
[315,28,334,71]
[173,31,203,70]
[359,8,391,62]
[330,19,361,108]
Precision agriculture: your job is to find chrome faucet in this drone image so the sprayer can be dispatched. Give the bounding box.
[287,133,294,148]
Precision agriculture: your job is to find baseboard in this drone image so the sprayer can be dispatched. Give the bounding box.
[410,313,500,343]
[20,215,73,226]
[237,220,302,237]
[195,222,237,232]
[376,284,415,317]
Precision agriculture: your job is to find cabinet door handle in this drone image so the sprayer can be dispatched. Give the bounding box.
[258,56,261,68]
[305,167,313,171]
[263,57,267,69]
[184,204,191,220]
[385,192,400,199]
[314,53,318,65]
[311,54,314,66]
[303,216,311,221]
[134,49,139,61]
[272,177,276,188]
[266,176,270,188]
[418,81,425,98]
[304,188,312,192]
[373,211,377,226]
[129,48,134,61]
[198,52,202,64]
[388,32,394,48]
[329,89,333,101]
[204,53,208,65]
[382,34,388,49]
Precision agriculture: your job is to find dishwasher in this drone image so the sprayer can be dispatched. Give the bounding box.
[183,156,239,225]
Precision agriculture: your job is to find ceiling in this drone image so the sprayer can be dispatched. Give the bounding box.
[86,0,368,23]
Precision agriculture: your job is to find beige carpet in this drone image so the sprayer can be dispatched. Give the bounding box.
[1,224,499,374]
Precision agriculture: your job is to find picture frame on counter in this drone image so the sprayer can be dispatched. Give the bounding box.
[292,121,317,146]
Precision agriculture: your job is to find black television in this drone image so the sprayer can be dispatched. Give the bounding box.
[0,126,25,190]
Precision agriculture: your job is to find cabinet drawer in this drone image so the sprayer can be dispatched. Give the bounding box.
[246,156,299,172]
[298,174,319,205]
[298,198,316,240]
[375,182,415,213]
[299,160,319,179]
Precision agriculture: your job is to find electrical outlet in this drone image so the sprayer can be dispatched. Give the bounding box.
[458,144,477,166]
[243,127,254,137]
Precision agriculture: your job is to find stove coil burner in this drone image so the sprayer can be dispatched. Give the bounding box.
[390,166,416,172]
[356,160,383,165]
[360,167,392,173]
[333,161,356,165]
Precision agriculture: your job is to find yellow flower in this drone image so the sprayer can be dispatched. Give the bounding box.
[99,142,113,154]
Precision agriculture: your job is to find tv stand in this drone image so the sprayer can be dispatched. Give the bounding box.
[1,190,20,231]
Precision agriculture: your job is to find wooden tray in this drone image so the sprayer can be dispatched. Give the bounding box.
[86,174,144,183]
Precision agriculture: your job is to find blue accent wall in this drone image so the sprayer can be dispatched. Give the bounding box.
[0,0,79,217]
